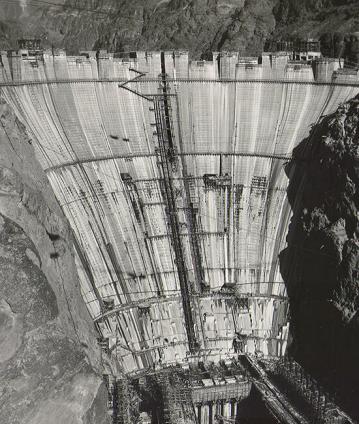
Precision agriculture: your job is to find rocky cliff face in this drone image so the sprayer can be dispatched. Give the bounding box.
[280,95,359,419]
[273,0,359,38]
[0,0,277,57]
[0,97,111,423]
[273,0,359,64]
[1,0,359,57]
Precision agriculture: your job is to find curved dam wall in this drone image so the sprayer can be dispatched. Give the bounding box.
[0,50,358,374]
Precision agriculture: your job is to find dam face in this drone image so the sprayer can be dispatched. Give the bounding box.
[1,49,359,374]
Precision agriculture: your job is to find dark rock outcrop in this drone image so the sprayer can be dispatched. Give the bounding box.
[0,97,111,423]
[280,95,359,419]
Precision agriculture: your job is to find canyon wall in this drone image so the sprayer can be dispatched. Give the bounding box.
[0,0,276,56]
[280,94,359,419]
[2,0,359,59]
[0,95,110,423]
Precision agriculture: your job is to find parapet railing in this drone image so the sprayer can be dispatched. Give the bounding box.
[1,77,359,87]
[44,151,297,172]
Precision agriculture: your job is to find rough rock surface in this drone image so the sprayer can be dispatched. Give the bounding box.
[1,0,359,57]
[0,0,277,57]
[0,97,111,423]
[272,0,359,40]
[280,95,359,419]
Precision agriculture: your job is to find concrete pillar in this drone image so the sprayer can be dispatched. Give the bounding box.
[208,402,213,424]
[223,401,231,418]
[231,400,237,418]
[215,400,222,418]
[196,404,201,424]
[201,403,209,424]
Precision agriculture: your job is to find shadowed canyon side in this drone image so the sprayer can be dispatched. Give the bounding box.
[0,98,111,424]
[280,95,359,420]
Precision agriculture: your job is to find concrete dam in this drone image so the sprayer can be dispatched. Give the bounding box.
[1,50,358,371]
[1,49,359,422]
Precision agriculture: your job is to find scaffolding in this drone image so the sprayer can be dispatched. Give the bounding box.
[159,372,196,424]
[153,52,199,353]
[112,377,134,424]
[272,356,354,424]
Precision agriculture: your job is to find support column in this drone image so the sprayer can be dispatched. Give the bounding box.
[215,400,223,422]
[231,399,237,419]
[201,403,209,424]
[208,401,213,424]
[215,400,221,418]
[196,404,201,424]
[223,401,231,418]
